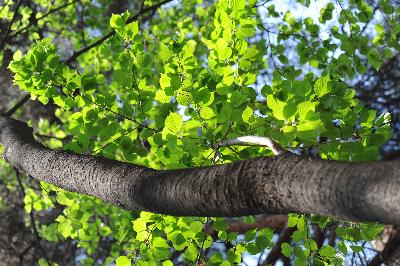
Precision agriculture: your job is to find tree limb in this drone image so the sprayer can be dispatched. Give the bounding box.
[1,115,400,224]
[214,136,287,155]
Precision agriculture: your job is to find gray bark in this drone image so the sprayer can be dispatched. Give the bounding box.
[1,115,400,224]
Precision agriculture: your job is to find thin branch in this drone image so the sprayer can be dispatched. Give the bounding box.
[196,217,211,265]
[214,135,287,156]
[254,0,272,7]
[13,168,51,265]
[4,94,30,116]
[64,0,173,65]
[358,5,379,36]
[0,0,23,51]
[262,226,296,266]
[0,0,11,13]
[328,228,337,247]
[9,0,79,38]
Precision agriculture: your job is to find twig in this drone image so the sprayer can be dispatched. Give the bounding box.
[13,168,51,265]
[9,0,79,38]
[358,6,379,36]
[0,0,23,51]
[214,135,286,156]
[328,228,337,247]
[64,0,173,65]
[196,217,211,265]
[77,0,87,46]
[4,94,30,116]
[0,0,11,14]
[254,0,272,7]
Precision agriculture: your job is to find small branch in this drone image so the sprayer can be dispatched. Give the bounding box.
[13,168,51,265]
[196,217,210,265]
[64,0,173,65]
[214,135,287,156]
[4,94,30,116]
[328,228,337,247]
[0,0,23,51]
[358,5,379,36]
[10,0,79,38]
[262,226,296,265]
[312,224,326,248]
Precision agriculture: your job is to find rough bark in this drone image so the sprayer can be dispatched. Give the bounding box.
[1,115,400,224]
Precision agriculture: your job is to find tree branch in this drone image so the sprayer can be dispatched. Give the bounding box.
[13,168,51,265]
[9,0,79,38]
[1,115,400,224]
[4,94,31,116]
[214,136,286,155]
[64,0,173,65]
[368,226,400,265]
[262,226,296,265]
[0,0,23,51]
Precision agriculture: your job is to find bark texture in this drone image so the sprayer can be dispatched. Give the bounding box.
[1,115,400,224]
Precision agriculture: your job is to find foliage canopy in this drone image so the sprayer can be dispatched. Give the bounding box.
[1,0,400,265]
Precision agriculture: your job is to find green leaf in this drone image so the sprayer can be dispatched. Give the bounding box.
[200,106,215,120]
[314,76,330,97]
[350,245,364,253]
[184,243,198,261]
[281,243,292,258]
[155,90,170,103]
[216,38,232,60]
[125,21,139,40]
[165,113,183,134]
[176,91,191,106]
[132,217,147,232]
[116,256,131,266]
[297,101,317,119]
[232,0,246,10]
[243,215,255,224]
[319,245,336,258]
[170,232,187,250]
[242,47,259,60]
[58,221,73,238]
[190,221,203,233]
[242,106,253,123]
[160,74,171,90]
[287,214,298,227]
[267,95,296,121]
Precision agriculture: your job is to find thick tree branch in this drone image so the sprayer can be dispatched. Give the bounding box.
[1,115,400,224]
